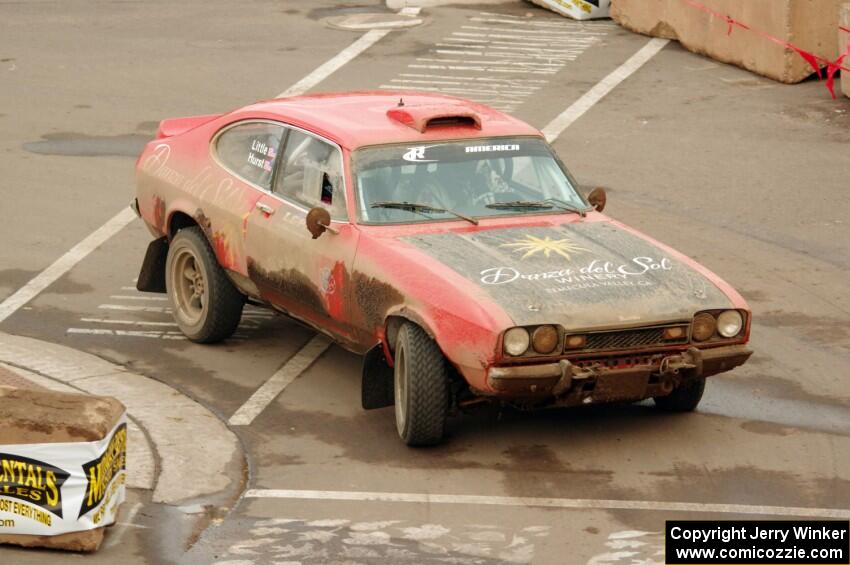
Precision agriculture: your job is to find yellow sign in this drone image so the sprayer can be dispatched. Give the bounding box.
[500,235,588,261]
[0,454,67,517]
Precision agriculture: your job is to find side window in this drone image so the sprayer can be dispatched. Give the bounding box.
[215,122,284,190]
[274,130,346,219]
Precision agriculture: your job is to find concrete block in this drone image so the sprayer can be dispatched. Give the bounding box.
[0,387,126,552]
[611,0,845,84]
[0,528,105,553]
[0,386,124,444]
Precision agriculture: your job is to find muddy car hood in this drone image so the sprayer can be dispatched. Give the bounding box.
[401,221,735,329]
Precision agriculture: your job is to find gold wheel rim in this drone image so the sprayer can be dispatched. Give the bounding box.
[171,248,206,326]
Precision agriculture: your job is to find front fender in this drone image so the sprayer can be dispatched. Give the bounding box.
[384,303,501,393]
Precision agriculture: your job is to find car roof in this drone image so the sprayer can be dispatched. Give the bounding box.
[237,91,543,150]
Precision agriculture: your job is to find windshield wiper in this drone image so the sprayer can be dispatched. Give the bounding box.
[485,200,553,210]
[543,197,593,217]
[371,201,478,225]
[485,198,591,217]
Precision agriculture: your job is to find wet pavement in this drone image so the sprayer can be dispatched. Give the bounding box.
[1,0,849,563]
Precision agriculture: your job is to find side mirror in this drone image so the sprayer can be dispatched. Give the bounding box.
[306,207,337,239]
[587,187,607,213]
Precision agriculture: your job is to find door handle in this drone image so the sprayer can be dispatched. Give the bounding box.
[255,202,275,215]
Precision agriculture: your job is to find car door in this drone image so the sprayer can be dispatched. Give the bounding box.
[209,119,286,280]
[244,125,360,342]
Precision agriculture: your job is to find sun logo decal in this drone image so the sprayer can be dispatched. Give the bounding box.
[500,235,588,261]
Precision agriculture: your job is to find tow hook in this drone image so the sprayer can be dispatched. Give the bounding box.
[552,359,596,396]
[659,347,703,376]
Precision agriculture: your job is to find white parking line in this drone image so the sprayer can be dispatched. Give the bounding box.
[453,32,596,45]
[408,63,556,75]
[417,57,564,68]
[0,207,137,323]
[66,276,267,339]
[67,328,187,340]
[244,489,850,519]
[385,12,606,111]
[81,317,179,327]
[99,303,170,313]
[471,16,617,30]
[229,334,332,426]
[542,38,669,142]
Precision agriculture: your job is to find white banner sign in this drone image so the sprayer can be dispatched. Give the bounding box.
[0,414,127,536]
[528,0,611,20]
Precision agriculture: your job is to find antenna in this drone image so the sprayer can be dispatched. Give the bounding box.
[398,97,405,107]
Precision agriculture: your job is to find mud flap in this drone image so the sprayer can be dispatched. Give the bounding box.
[136,236,168,293]
[361,345,394,410]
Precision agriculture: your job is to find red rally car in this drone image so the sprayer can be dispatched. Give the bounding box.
[133,91,753,446]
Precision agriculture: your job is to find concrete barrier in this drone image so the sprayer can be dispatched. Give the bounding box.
[0,387,126,552]
[842,3,850,98]
[611,0,845,84]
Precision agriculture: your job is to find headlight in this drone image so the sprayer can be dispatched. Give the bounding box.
[503,327,530,356]
[692,313,716,341]
[717,310,743,338]
[531,325,559,354]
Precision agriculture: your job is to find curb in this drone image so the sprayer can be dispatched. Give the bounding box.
[0,331,243,505]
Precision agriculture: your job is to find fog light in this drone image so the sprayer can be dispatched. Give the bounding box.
[717,310,743,338]
[532,325,559,354]
[564,334,587,350]
[663,326,686,340]
[503,327,530,356]
[692,313,716,341]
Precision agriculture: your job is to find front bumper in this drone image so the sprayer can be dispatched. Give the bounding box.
[486,344,752,404]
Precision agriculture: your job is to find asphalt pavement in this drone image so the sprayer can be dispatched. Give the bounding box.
[1,1,849,564]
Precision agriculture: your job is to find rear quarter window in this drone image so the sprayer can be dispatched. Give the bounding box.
[214,121,285,190]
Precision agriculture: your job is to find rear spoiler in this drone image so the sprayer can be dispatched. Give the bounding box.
[156,114,223,139]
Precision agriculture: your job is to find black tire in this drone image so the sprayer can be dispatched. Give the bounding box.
[394,323,449,446]
[165,226,244,343]
[653,377,706,412]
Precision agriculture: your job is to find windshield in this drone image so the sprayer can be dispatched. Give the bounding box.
[352,137,586,224]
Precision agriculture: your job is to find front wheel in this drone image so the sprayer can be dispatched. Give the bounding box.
[394,323,449,446]
[653,377,706,412]
[165,226,244,343]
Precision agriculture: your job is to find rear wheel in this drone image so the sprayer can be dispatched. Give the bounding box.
[653,377,706,412]
[166,226,244,343]
[394,323,449,446]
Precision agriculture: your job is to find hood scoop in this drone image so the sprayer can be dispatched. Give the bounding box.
[387,104,482,133]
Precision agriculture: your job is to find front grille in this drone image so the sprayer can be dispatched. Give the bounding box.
[569,325,688,353]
